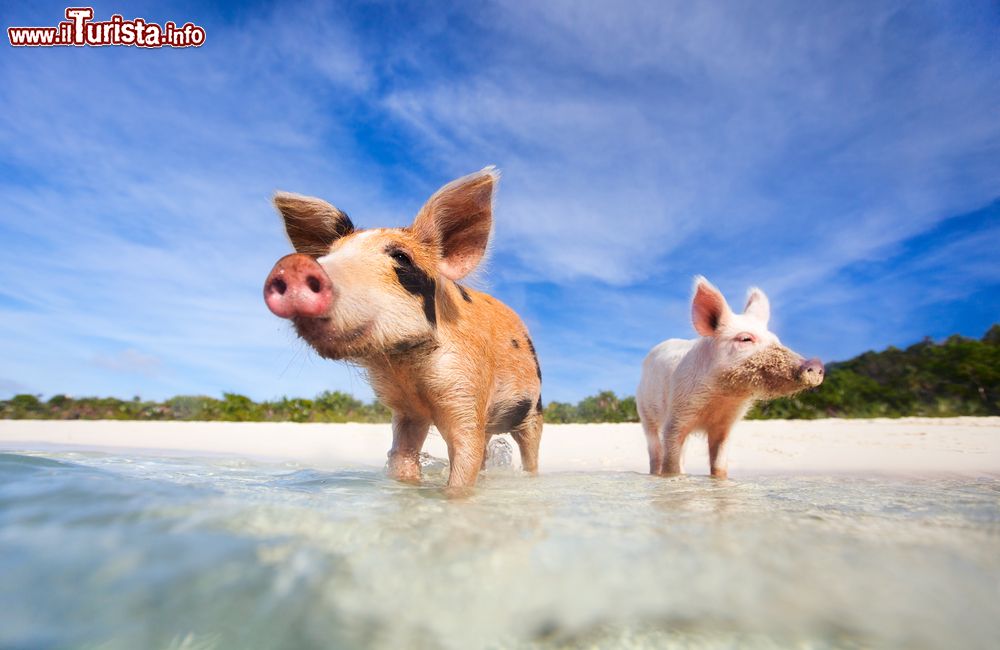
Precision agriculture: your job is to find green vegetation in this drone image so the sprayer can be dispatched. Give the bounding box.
[543,391,638,424]
[2,326,997,422]
[0,391,390,423]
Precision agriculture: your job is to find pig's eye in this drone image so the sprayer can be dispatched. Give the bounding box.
[388,249,413,267]
[736,333,756,343]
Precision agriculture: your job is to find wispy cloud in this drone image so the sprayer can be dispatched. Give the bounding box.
[0,1,395,401]
[0,379,31,398]
[383,1,1000,286]
[92,349,162,377]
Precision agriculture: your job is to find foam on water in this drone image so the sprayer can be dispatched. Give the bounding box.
[1,449,998,649]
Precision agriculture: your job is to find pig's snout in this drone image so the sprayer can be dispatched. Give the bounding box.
[264,253,333,319]
[800,358,825,386]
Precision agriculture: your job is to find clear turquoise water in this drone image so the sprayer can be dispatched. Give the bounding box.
[1,449,998,649]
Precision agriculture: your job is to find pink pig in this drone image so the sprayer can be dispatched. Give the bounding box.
[637,277,824,478]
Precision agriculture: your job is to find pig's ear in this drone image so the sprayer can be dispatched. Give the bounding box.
[691,276,732,337]
[273,192,355,257]
[743,287,770,325]
[411,167,497,281]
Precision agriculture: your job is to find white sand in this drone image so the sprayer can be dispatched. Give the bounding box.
[1,417,998,476]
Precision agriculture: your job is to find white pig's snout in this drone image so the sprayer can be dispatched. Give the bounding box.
[800,358,825,384]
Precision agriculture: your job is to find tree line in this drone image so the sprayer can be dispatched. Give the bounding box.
[0,391,391,423]
[2,325,997,422]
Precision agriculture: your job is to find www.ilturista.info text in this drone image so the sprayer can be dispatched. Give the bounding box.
[8,7,206,48]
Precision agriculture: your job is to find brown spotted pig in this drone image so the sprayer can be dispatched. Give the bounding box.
[637,276,824,478]
[263,168,542,488]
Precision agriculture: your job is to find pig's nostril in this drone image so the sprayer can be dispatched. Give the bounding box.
[306,275,322,293]
[271,278,287,295]
[802,360,824,376]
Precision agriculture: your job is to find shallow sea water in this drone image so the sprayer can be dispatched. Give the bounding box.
[1,448,998,649]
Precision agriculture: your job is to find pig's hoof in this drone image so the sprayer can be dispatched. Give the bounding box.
[385,452,436,483]
[387,467,421,483]
[442,484,475,500]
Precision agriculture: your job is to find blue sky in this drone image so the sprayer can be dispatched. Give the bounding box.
[0,0,998,403]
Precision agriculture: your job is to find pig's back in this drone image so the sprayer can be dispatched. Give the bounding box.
[450,284,542,404]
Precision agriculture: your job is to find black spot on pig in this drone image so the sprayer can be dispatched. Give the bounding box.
[389,336,437,356]
[487,398,534,434]
[511,338,520,349]
[526,336,541,380]
[457,285,473,303]
[392,256,437,327]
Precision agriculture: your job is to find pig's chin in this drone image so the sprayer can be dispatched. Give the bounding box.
[293,317,374,361]
[717,345,814,399]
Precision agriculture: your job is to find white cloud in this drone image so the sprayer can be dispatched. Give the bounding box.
[92,349,162,377]
[0,4,394,401]
[0,378,31,398]
[382,0,1000,291]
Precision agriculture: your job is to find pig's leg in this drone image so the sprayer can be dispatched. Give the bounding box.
[481,433,494,470]
[442,424,487,489]
[511,410,542,474]
[707,428,731,479]
[660,418,690,476]
[642,415,663,475]
[387,413,430,483]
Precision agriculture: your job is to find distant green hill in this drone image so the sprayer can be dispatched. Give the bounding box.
[2,325,997,422]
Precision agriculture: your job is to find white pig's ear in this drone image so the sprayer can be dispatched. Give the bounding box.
[743,287,770,325]
[273,192,355,257]
[411,167,497,281]
[691,276,732,337]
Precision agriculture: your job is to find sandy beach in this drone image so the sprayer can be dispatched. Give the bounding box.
[1,417,997,476]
